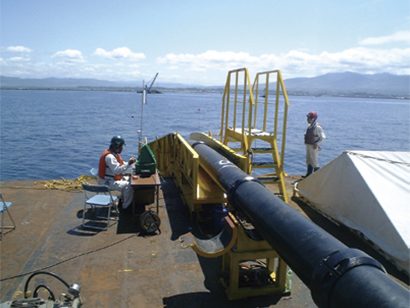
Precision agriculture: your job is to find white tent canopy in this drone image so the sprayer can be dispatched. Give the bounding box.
[296,151,410,275]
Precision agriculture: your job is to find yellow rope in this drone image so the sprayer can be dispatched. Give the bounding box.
[37,175,95,191]
[1,175,96,191]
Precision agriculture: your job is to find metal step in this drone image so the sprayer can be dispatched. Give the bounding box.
[256,175,280,182]
[252,161,276,167]
[251,147,273,152]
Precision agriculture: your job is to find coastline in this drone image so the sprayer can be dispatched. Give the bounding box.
[1,87,408,100]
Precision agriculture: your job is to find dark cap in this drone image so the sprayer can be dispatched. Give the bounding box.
[110,135,125,148]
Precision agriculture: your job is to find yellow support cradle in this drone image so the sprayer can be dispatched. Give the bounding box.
[221,218,291,300]
[189,212,291,300]
[219,68,290,202]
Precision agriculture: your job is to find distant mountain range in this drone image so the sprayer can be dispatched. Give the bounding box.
[1,72,409,99]
[283,72,409,98]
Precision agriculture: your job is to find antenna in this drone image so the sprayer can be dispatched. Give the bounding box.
[138,73,159,152]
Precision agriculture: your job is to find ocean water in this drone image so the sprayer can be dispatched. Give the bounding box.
[1,90,409,180]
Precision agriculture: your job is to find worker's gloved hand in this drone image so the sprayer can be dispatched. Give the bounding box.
[128,157,136,165]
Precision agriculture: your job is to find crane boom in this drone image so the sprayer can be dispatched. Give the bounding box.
[147,72,159,93]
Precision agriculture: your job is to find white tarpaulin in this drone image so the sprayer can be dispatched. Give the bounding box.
[296,151,410,275]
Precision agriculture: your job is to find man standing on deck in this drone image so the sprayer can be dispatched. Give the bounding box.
[98,136,136,210]
[304,112,326,177]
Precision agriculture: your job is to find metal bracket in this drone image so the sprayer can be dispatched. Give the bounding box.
[311,248,385,307]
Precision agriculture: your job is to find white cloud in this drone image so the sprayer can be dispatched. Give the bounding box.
[276,47,410,76]
[156,30,410,81]
[7,45,32,53]
[157,50,262,75]
[0,58,145,81]
[8,56,31,62]
[2,38,409,84]
[158,50,258,65]
[156,46,410,80]
[359,30,410,46]
[94,47,145,61]
[53,49,84,62]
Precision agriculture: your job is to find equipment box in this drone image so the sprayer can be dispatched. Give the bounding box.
[135,144,157,176]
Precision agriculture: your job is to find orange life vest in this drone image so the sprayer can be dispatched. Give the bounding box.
[98,149,124,181]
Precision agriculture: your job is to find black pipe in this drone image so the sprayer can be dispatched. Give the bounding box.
[192,142,409,308]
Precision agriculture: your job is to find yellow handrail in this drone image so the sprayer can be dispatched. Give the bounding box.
[252,69,290,168]
[149,133,199,209]
[220,68,255,145]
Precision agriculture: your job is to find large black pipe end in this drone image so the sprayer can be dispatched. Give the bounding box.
[328,265,410,308]
[309,248,408,308]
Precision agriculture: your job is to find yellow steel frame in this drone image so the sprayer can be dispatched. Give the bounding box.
[219,68,289,202]
[221,218,291,300]
[190,211,291,299]
[150,133,244,213]
[150,133,199,213]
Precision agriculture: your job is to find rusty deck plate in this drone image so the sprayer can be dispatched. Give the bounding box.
[3,176,404,307]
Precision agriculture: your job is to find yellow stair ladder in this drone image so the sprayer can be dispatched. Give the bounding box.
[219,68,289,202]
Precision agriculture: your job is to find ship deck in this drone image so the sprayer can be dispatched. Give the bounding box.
[0,176,407,307]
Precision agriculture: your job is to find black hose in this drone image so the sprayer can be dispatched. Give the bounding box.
[24,271,70,298]
[192,142,410,308]
[33,284,56,301]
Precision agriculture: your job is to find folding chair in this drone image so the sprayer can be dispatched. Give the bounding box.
[0,193,16,240]
[89,168,98,178]
[82,184,119,231]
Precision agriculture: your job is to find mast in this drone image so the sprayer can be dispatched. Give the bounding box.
[138,73,159,152]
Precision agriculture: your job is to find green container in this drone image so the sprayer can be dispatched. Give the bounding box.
[135,144,157,176]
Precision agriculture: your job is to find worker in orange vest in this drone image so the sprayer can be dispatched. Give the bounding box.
[98,136,136,210]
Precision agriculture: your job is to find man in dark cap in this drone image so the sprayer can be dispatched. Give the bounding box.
[98,136,136,210]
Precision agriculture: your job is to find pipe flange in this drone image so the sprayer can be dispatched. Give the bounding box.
[311,248,385,307]
[228,176,264,204]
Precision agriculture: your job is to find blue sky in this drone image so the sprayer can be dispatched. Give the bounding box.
[1,0,409,85]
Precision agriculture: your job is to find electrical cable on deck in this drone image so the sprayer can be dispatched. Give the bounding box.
[0,234,137,282]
